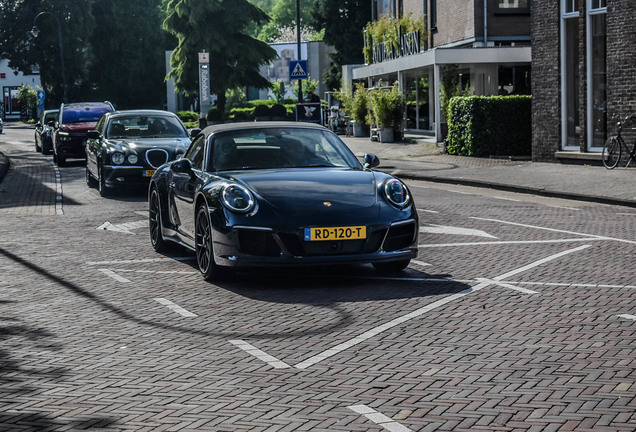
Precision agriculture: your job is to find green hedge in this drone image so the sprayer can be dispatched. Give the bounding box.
[177,110,199,123]
[446,95,531,157]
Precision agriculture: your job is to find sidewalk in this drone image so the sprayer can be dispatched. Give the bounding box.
[340,133,636,208]
[1,123,634,208]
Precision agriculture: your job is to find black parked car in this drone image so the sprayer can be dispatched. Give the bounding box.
[85,110,192,196]
[148,121,418,280]
[34,109,59,154]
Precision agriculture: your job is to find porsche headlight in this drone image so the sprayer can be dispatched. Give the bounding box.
[221,184,255,214]
[111,152,125,165]
[383,179,411,208]
[127,154,138,164]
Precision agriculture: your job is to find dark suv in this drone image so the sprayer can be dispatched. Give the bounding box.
[52,102,114,166]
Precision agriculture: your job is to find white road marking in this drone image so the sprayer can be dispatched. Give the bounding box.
[97,220,148,234]
[547,205,581,211]
[348,405,412,432]
[98,268,131,283]
[492,196,521,202]
[617,314,636,321]
[418,209,439,213]
[410,260,432,267]
[493,245,591,281]
[517,281,636,289]
[49,161,63,215]
[471,216,636,245]
[419,238,602,248]
[451,190,472,195]
[153,298,197,318]
[476,278,539,294]
[114,269,198,275]
[616,213,636,216]
[86,257,194,265]
[229,340,291,369]
[420,224,498,239]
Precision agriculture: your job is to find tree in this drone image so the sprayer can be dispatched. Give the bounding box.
[163,0,277,114]
[0,0,95,108]
[257,0,317,42]
[309,0,372,90]
[88,0,171,109]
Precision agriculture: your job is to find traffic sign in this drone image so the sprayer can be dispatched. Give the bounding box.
[289,60,308,81]
[37,90,46,100]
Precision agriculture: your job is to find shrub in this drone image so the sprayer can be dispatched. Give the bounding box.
[229,107,253,121]
[206,107,223,122]
[351,84,370,126]
[446,95,532,157]
[253,104,271,119]
[177,110,199,123]
[270,103,287,118]
[369,86,405,128]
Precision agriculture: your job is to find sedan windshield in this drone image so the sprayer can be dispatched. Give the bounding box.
[210,127,361,171]
[106,115,188,139]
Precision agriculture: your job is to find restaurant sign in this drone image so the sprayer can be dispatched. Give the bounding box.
[370,29,421,64]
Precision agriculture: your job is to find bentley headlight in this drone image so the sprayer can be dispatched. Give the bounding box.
[383,179,411,208]
[111,152,125,165]
[127,154,138,164]
[221,184,255,214]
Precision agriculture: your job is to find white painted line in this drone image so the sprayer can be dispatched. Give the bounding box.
[418,238,602,248]
[97,220,147,234]
[420,224,498,239]
[294,280,492,369]
[493,245,591,281]
[471,216,636,245]
[515,281,636,289]
[417,209,439,213]
[617,314,636,321]
[229,340,291,369]
[476,278,539,294]
[411,260,432,267]
[548,205,581,211]
[348,405,412,432]
[451,190,472,195]
[153,298,197,318]
[98,268,131,283]
[492,196,521,202]
[86,257,194,265]
[616,213,636,216]
[49,161,63,215]
[114,269,198,275]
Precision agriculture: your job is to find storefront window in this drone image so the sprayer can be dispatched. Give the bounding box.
[589,12,606,149]
[564,17,580,148]
[498,66,531,95]
[496,0,530,13]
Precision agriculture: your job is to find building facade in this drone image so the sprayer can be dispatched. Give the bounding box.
[0,59,41,120]
[533,0,636,162]
[347,0,532,140]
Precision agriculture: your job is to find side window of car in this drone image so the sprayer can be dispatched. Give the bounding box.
[95,117,106,134]
[185,136,206,171]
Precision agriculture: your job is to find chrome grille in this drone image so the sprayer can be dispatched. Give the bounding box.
[146,149,169,168]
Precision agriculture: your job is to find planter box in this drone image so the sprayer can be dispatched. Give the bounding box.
[353,123,370,137]
[378,127,394,143]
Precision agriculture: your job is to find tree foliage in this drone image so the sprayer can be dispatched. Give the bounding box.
[257,0,317,42]
[163,0,277,114]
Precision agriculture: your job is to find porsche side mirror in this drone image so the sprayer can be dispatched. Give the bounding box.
[190,128,202,138]
[172,158,194,177]
[363,153,380,169]
[36,122,41,127]
[86,130,100,140]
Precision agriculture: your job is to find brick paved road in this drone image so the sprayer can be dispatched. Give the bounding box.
[1,127,635,431]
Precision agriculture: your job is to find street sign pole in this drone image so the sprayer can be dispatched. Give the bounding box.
[198,52,210,120]
[296,0,303,103]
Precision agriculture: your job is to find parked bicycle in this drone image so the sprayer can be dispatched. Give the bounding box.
[602,114,636,169]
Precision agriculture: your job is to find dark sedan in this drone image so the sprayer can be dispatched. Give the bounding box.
[34,109,59,154]
[85,110,192,196]
[148,121,418,280]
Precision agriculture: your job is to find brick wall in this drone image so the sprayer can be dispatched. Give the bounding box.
[431,0,476,47]
[531,0,561,161]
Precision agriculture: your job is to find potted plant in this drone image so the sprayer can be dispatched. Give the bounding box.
[370,86,405,142]
[351,84,370,137]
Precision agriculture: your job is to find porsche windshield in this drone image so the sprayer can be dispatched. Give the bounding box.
[210,128,361,171]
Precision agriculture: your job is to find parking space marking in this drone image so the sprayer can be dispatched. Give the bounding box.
[548,205,581,211]
[516,281,636,289]
[114,269,198,275]
[493,245,591,281]
[471,216,636,245]
[420,224,498,239]
[617,314,636,321]
[348,405,412,432]
[153,298,197,318]
[97,220,148,234]
[492,196,521,202]
[229,340,291,369]
[417,209,439,213]
[98,268,131,283]
[476,278,539,294]
[419,237,602,248]
[49,160,63,215]
[86,257,194,265]
[410,260,432,267]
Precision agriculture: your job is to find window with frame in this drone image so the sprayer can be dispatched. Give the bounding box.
[589,0,606,10]
[430,0,437,28]
[564,0,579,13]
[496,0,530,13]
[185,135,206,170]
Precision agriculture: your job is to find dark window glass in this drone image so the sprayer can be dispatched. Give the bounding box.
[185,136,206,170]
[430,0,437,28]
[496,0,530,13]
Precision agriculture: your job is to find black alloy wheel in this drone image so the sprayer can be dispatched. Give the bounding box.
[98,162,109,197]
[149,188,170,252]
[195,204,219,281]
[372,259,411,273]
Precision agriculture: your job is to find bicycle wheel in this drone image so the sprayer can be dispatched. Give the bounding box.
[602,136,622,169]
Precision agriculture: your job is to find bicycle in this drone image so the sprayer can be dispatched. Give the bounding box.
[602,114,636,169]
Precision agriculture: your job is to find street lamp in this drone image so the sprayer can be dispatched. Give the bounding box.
[31,11,68,103]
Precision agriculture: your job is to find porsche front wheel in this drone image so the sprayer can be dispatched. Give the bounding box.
[149,188,170,252]
[195,204,220,281]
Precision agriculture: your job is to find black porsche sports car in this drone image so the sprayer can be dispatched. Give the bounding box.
[148,121,418,280]
[85,110,192,196]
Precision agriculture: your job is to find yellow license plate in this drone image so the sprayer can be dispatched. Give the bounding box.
[144,170,156,177]
[304,226,366,241]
